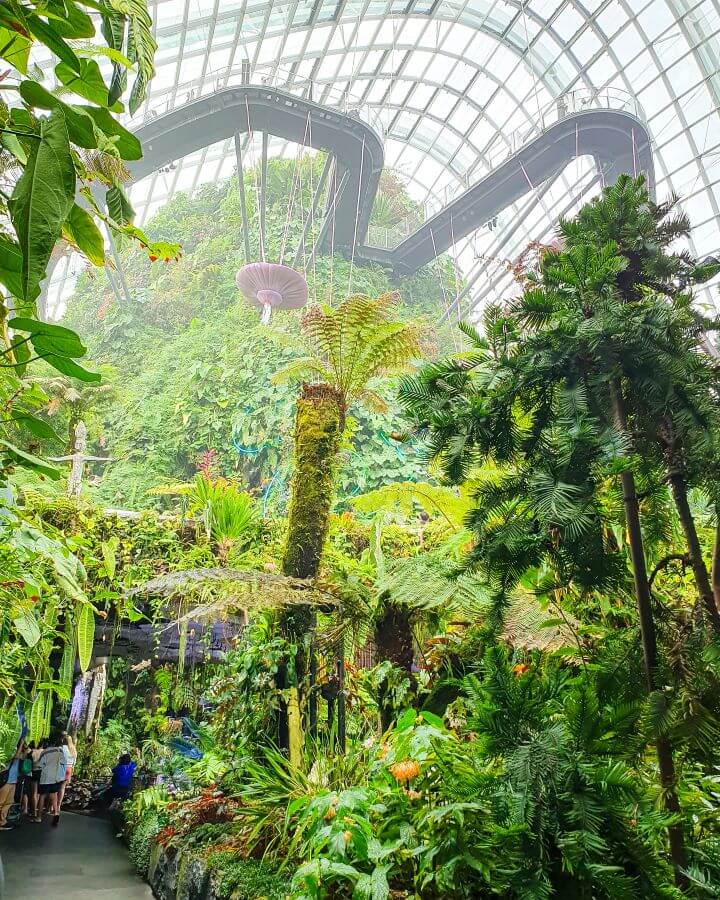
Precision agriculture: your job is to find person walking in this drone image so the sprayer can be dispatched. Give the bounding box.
[36,734,66,826]
[57,733,76,811]
[27,743,42,819]
[19,744,34,817]
[0,741,25,831]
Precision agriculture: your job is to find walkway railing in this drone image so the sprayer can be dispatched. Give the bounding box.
[365,87,646,250]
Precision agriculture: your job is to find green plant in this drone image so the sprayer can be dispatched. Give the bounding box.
[128,812,164,876]
[206,854,286,900]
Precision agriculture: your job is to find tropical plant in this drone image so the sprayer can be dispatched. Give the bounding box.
[398,176,720,886]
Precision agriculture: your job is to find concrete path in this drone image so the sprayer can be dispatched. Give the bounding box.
[0,811,152,899]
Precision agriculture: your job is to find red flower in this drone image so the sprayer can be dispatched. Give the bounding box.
[149,255,158,262]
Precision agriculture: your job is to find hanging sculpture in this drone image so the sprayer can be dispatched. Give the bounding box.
[235,262,308,325]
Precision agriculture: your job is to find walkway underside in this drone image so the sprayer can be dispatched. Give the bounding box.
[130,90,654,276]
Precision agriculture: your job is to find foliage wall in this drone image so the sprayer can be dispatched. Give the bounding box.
[61,160,457,508]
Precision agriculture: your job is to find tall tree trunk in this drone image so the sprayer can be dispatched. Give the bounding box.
[279,383,344,753]
[712,505,720,614]
[667,468,720,633]
[374,601,415,732]
[611,381,688,886]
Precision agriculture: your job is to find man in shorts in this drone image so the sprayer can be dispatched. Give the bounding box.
[36,734,66,826]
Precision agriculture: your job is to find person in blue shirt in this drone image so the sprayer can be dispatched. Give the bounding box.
[0,740,24,831]
[100,753,137,806]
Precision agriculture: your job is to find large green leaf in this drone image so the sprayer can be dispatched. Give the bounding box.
[106,183,135,224]
[49,0,95,39]
[0,24,31,73]
[18,80,98,148]
[9,411,62,444]
[59,630,76,692]
[13,610,41,647]
[100,11,128,106]
[63,203,106,266]
[27,693,46,745]
[55,59,110,107]
[76,603,95,672]
[107,0,156,114]
[0,439,61,479]
[0,234,24,299]
[78,105,141,160]
[25,12,81,72]
[43,354,102,382]
[9,317,88,357]
[8,108,75,303]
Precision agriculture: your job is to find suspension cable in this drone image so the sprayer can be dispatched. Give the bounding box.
[244,96,265,262]
[347,135,366,297]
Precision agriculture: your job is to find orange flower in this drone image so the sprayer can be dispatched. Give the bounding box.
[389,759,421,783]
[513,663,530,676]
[343,831,352,844]
[324,807,337,821]
[149,255,158,262]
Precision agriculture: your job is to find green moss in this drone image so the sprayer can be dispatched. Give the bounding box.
[282,385,343,585]
[206,853,286,900]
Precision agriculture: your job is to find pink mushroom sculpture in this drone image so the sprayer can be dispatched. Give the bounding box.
[235,262,309,325]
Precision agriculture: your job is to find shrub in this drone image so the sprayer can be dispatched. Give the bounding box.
[206,852,286,900]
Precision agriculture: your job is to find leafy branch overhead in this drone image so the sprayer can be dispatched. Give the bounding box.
[0,0,175,313]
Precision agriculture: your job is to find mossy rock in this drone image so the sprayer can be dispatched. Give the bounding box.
[176,853,210,900]
[149,847,178,900]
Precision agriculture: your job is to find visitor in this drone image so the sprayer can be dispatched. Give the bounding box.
[19,744,35,817]
[36,733,67,826]
[27,743,42,819]
[0,740,25,831]
[106,753,137,803]
[57,733,77,810]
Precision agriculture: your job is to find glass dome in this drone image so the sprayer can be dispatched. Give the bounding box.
[53,0,720,317]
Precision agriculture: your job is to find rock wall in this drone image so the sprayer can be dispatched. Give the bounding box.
[147,846,224,900]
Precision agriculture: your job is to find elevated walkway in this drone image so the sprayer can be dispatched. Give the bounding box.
[129,87,654,276]
[130,85,384,254]
[360,108,654,274]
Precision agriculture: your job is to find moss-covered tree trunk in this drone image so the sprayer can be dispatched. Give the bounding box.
[374,601,415,732]
[279,384,344,756]
[282,383,344,584]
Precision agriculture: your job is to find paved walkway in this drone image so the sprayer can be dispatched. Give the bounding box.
[0,812,153,899]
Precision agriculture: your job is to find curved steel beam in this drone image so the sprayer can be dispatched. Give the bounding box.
[129,85,384,252]
[361,109,655,275]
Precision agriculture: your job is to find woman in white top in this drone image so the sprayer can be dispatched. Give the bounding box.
[36,733,67,826]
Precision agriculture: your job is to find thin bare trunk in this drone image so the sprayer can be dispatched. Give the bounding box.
[611,381,687,886]
[667,470,720,633]
[712,506,720,614]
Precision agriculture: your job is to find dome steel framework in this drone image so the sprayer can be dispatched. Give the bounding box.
[53,0,720,317]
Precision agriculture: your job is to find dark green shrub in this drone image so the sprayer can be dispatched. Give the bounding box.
[207,852,286,900]
[128,810,164,877]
